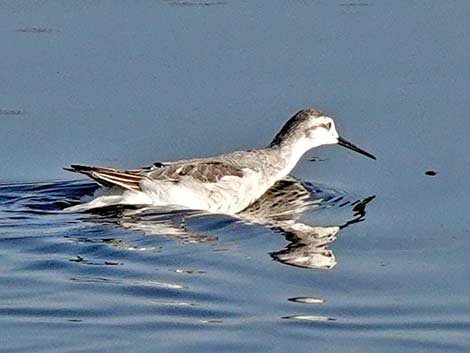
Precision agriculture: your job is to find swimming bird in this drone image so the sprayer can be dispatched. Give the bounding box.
[65,109,375,213]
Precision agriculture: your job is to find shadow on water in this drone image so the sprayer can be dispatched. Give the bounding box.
[0,177,374,270]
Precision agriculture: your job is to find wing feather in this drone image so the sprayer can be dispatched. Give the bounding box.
[65,165,143,191]
[65,160,244,189]
[147,161,244,183]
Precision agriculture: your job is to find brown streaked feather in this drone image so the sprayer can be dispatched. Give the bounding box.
[92,171,142,191]
[65,165,143,191]
[65,160,244,189]
[147,161,244,183]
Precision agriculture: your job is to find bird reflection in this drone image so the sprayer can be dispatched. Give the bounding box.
[86,177,374,270]
[238,177,373,269]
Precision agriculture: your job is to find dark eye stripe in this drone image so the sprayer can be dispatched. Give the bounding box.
[315,123,330,130]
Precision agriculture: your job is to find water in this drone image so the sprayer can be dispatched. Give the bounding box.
[1,1,470,352]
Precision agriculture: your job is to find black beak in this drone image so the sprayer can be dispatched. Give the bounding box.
[337,136,376,160]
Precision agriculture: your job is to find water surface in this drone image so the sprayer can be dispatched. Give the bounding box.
[1,1,470,352]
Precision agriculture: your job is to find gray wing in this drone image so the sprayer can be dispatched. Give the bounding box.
[146,161,244,183]
[65,160,245,190]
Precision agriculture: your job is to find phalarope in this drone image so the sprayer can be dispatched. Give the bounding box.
[65,109,375,213]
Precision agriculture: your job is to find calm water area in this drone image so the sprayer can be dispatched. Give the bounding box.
[1,1,470,352]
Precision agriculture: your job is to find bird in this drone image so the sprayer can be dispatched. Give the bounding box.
[65,108,375,213]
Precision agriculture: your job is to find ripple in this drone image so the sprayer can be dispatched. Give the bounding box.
[16,26,60,33]
[282,315,336,322]
[151,301,199,307]
[166,0,226,7]
[69,276,185,290]
[69,255,123,266]
[172,268,206,275]
[0,108,24,115]
[0,179,379,352]
[288,297,325,304]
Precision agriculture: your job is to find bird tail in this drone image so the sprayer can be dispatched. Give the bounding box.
[64,164,143,191]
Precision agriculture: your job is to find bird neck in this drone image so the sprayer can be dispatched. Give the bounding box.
[267,138,312,179]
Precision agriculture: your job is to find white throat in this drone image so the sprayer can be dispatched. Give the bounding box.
[274,138,315,179]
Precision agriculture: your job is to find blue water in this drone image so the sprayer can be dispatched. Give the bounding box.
[1,1,470,352]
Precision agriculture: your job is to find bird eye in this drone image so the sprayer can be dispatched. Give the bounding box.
[326,122,332,129]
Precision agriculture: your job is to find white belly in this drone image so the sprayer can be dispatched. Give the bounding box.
[140,171,273,215]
